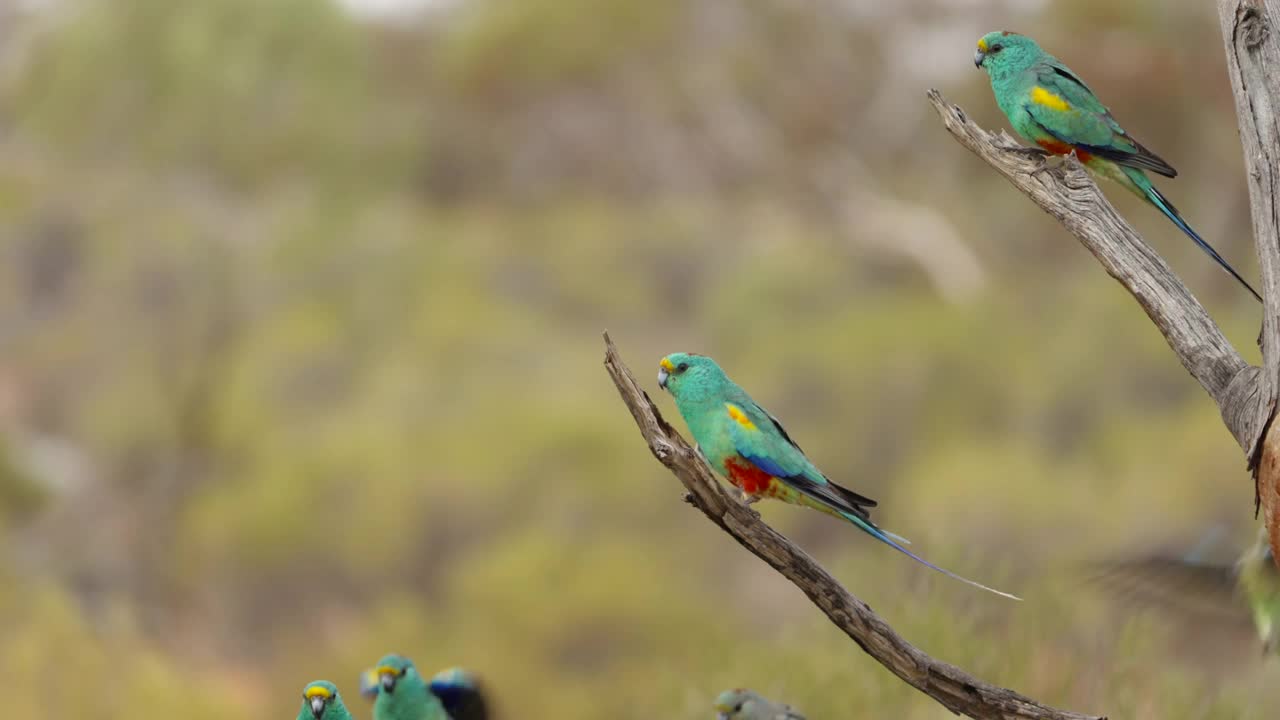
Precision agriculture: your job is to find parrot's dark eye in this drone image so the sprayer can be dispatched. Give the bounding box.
[676,362,689,373]
[989,43,1003,53]
[734,703,743,712]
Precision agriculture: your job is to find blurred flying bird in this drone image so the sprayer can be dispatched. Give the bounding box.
[713,688,805,720]
[974,31,1261,302]
[360,655,488,720]
[299,681,357,720]
[423,667,489,720]
[658,353,1018,600]
[1091,526,1280,656]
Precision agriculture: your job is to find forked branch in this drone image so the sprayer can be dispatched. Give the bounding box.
[602,332,1103,720]
[926,89,1267,457]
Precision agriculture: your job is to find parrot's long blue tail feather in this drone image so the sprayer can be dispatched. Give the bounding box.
[841,511,1020,600]
[882,529,911,545]
[1144,184,1262,303]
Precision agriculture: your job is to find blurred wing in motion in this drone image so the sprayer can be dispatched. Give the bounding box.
[429,667,490,720]
[1089,554,1250,629]
[358,667,380,701]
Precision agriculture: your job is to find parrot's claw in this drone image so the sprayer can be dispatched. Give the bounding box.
[1010,146,1069,171]
[1010,145,1050,160]
[1043,153,1068,169]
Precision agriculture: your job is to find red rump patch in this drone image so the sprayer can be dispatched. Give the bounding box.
[724,457,776,496]
[1036,138,1092,163]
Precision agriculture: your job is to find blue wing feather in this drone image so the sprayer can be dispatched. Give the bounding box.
[741,452,793,480]
[430,669,489,720]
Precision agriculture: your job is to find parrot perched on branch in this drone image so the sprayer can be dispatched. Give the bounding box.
[973,30,1261,302]
[658,353,1019,600]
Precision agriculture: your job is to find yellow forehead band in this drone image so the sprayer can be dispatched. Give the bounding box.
[977,38,989,52]
[660,357,675,372]
[305,686,333,699]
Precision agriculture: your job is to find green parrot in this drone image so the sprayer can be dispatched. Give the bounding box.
[298,681,356,720]
[713,689,805,720]
[658,353,1019,600]
[1093,526,1280,656]
[359,661,489,720]
[973,31,1261,302]
[366,654,451,720]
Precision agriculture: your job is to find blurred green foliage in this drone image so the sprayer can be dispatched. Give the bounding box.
[0,0,1276,718]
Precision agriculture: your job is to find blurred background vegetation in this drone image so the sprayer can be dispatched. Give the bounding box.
[0,0,1275,717]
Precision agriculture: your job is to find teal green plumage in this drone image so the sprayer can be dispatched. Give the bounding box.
[369,654,450,720]
[299,681,356,720]
[713,689,805,720]
[360,662,489,720]
[658,353,1018,600]
[1238,530,1280,653]
[974,31,1260,301]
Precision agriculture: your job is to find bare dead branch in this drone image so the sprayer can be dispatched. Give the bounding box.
[602,332,1104,720]
[926,89,1267,458]
[1218,0,1280,564]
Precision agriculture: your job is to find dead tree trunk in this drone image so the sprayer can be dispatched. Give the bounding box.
[923,0,1280,567]
[1218,0,1280,564]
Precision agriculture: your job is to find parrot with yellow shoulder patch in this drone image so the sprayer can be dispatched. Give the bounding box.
[658,353,1018,600]
[974,31,1260,301]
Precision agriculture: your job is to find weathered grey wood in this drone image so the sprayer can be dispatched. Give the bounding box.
[602,333,1105,720]
[1220,0,1280,406]
[926,89,1264,455]
[1219,0,1280,562]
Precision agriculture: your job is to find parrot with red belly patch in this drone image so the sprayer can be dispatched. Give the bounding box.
[657,353,1019,600]
[974,31,1261,302]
